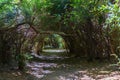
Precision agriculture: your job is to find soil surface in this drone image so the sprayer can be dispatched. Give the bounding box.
[0,54,120,80]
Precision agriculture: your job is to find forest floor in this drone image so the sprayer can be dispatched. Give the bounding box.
[0,54,120,80]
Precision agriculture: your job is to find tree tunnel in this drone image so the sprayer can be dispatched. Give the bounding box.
[32,33,70,55]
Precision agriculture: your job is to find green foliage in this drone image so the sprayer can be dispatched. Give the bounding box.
[99,0,120,55]
[0,0,120,69]
[0,0,15,28]
[24,53,33,60]
[43,34,66,49]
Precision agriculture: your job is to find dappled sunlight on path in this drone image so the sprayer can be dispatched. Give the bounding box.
[25,54,120,80]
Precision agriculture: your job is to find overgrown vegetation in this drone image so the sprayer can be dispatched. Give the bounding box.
[0,0,120,70]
